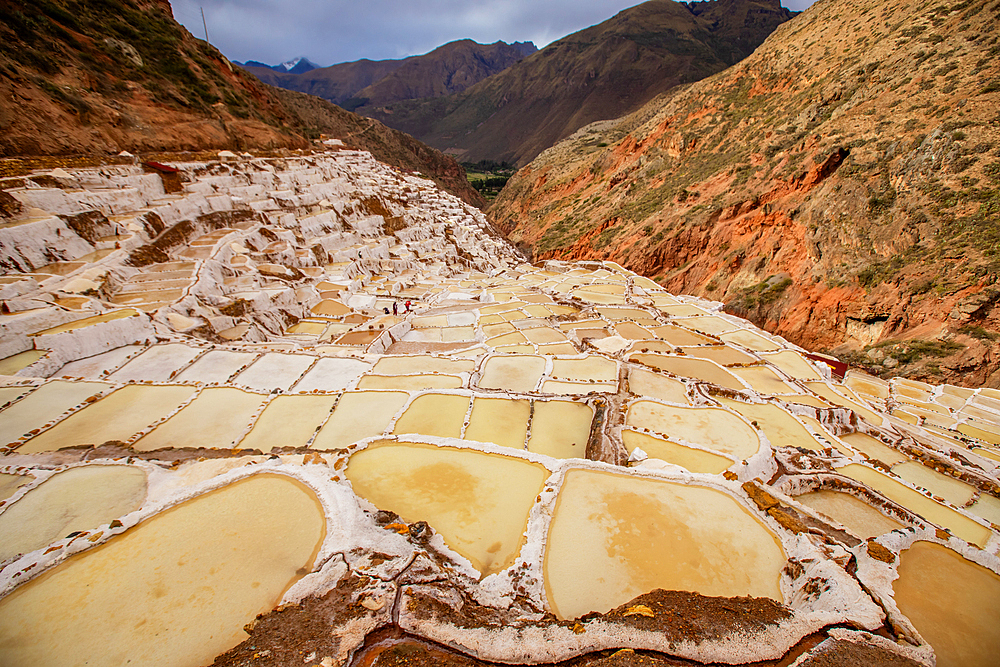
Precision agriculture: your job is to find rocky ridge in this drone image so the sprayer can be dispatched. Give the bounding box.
[490,0,1000,386]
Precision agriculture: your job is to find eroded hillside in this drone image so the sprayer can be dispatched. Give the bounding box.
[491,0,1000,386]
[0,0,482,205]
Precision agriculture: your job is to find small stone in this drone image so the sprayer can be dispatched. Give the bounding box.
[360,595,384,611]
[866,540,895,563]
[408,521,431,541]
[623,604,655,618]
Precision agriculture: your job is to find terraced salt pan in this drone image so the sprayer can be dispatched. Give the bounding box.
[1,381,109,445]
[893,541,1000,667]
[676,345,757,366]
[545,469,786,620]
[347,441,548,576]
[780,393,831,409]
[52,345,142,379]
[719,329,782,352]
[238,394,338,452]
[538,342,578,356]
[627,368,689,404]
[673,315,738,336]
[0,474,325,667]
[614,322,655,340]
[845,372,890,400]
[286,321,327,336]
[795,415,854,456]
[805,382,884,425]
[172,350,258,384]
[310,299,351,317]
[839,464,991,547]
[522,327,570,345]
[108,344,203,382]
[478,355,546,393]
[19,385,197,454]
[233,353,316,391]
[392,393,471,439]
[526,400,593,459]
[0,350,45,375]
[890,461,976,507]
[0,465,147,563]
[358,374,464,390]
[716,398,824,451]
[550,357,617,382]
[464,397,530,450]
[650,325,717,346]
[628,354,745,391]
[958,422,1000,446]
[0,386,31,407]
[540,380,614,394]
[840,432,908,466]
[794,490,906,539]
[730,365,796,395]
[134,388,267,451]
[626,401,760,460]
[569,289,627,304]
[759,351,824,381]
[966,493,1000,526]
[372,356,475,375]
[658,304,710,317]
[623,430,732,474]
[310,391,409,450]
[30,308,141,336]
[292,357,370,392]
[0,473,32,501]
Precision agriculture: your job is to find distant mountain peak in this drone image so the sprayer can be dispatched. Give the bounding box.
[280,57,319,74]
[237,57,319,74]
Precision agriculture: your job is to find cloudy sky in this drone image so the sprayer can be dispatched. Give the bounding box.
[170,0,819,68]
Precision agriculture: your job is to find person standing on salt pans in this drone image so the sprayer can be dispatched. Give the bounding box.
[392,302,398,316]
[405,300,412,313]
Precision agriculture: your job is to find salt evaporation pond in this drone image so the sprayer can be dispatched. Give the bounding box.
[839,464,991,547]
[526,400,593,459]
[0,465,146,563]
[545,469,786,620]
[623,430,732,473]
[626,401,760,460]
[893,541,1000,667]
[19,385,198,453]
[795,489,906,539]
[0,474,325,667]
[464,397,530,449]
[346,441,548,576]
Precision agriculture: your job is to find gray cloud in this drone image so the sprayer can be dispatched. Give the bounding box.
[169,0,818,67]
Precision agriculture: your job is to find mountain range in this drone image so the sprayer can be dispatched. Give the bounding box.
[361,0,797,166]
[237,57,320,75]
[490,0,1000,385]
[237,40,537,112]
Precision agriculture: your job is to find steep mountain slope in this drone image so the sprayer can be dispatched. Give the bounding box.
[0,0,482,205]
[491,0,1000,385]
[240,40,537,111]
[363,0,796,166]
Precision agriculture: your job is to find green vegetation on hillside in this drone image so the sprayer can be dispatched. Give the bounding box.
[462,161,516,201]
